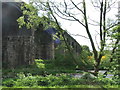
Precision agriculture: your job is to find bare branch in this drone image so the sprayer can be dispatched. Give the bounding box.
[53,10,76,21]
[95,35,100,50]
[88,22,99,26]
[64,0,67,13]
[50,5,76,21]
[70,0,84,14]
[91,0,101,11]
[68,13,86,27]
[51,2,71,18]
[106,23,119,31]
[67,2,83,10]
[89,18,100,25]
[70,33,89,39]
[106,0,118,12]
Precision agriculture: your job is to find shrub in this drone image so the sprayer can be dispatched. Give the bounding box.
[53,51,76,69]
[35,59,45,69]
[15,73,38,87]
[2,79,15,87]
[95,74,118,85]
[3,72,119,88]
[3,73,87,87]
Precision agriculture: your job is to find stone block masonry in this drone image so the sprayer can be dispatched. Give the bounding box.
[2,36,35,68]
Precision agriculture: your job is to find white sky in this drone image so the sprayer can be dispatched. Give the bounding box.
[22,0,119,50]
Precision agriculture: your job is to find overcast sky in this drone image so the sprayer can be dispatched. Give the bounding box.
[22,0,119,50]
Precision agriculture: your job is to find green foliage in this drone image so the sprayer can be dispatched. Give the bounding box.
[81,45,92,56]
[17,3,40,30]
[53,44,95,70]
[100,54,111,69]
[3,69,119,88]
[35,59,45,69]
[2,73,96,87]
[75,45,94,69]
[104,24,120,81]
[17,16,26,29]
[17,3,60,31]
[53,43,76,69]
[2,65,44,80]
[108,46,120,84]
[111,25,120,39]
[2,79,15,87]
[96,74,119,85]
[15,73,38,87]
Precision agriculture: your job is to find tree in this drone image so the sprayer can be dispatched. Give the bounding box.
[103,24,120,78]
[18,0,119,76]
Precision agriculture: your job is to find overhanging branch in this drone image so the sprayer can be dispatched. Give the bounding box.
[70,0,84,14]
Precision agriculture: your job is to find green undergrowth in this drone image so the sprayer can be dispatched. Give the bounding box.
[2,59,77,80]
[35,59,79,74]
[2,73,93,87]
[2,72,119,88]
[2,85,119,89]
[2,59,120,88]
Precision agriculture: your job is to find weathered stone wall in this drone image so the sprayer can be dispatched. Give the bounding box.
[2,29,55,68]
[2,2,36,68]
[34,28,54,60]
[34,43,54,60]
[64,32,82,55]
[2,36,35,68]
[43,42,54,59]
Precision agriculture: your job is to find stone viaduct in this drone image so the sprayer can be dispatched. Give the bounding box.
[2,2,82,68]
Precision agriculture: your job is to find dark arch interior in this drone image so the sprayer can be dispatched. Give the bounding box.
[2,2,31,37]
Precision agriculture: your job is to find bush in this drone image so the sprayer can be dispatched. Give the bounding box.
[15,73,38,87]
[3,73,90,87]
[95,74,119,85]
[2,79,15,87]
[35,59,45,69]
[3,72,119,88]
[53,53,76,69]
